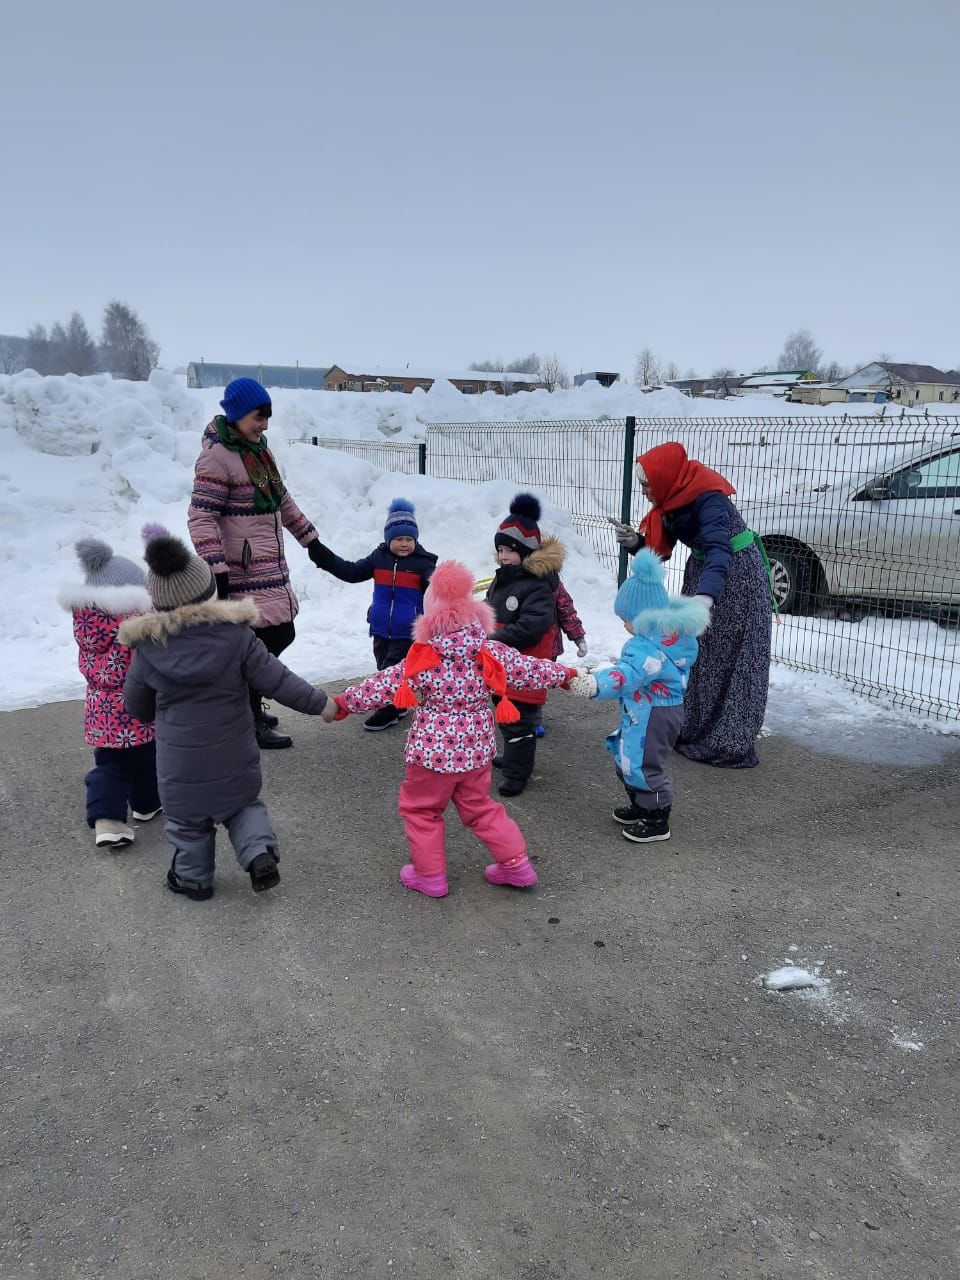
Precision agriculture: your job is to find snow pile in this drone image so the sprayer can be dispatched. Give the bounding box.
[762,966,823,992]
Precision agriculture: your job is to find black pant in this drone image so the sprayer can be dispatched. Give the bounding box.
[85,741,159,825]
[495,698,539,785]
[372,635,413,671]
[250,621,296,719]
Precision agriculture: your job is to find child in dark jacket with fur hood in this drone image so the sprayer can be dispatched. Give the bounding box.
[120,533,332,901]
[566,549,710,844]
[310,498,437,733]
[484,493,566,797]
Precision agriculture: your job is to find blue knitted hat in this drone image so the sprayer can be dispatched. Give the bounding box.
[220,377,271,423]
[384,498,418,542]
[614,548,669,623]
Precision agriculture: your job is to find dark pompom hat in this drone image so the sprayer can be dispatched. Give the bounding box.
[495,492,542,558]
[143,532,215,611]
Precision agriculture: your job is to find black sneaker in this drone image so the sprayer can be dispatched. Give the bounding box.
[166,868,214,901]
[249,851,280,893]
[363,705,402,732]
[621,807,672,844]
[613,803,646,824]
[256,724,292,750]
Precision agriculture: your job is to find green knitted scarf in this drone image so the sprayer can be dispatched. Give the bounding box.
[215,415,286,514]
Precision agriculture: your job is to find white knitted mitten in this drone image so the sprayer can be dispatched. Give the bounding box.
[567,672,598,699]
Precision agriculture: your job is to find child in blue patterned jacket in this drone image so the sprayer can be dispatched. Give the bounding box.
[567,549,710,844]
[311,498,438,731]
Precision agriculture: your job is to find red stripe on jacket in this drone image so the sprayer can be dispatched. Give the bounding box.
[372,568,425,590]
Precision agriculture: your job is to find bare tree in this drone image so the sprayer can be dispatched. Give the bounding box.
[777,329,822,374]
[0,336,26,374]
[633,347,660,387]
[876,351,895,365]
[662,360,680,382]
[684,367,697,380]
[468,358,505,372]
[820,360,849,384]
[538,354,571,392]
[711,367,738,398]
[100,300,159,380]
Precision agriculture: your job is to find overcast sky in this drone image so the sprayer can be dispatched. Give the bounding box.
[2,0,958,378]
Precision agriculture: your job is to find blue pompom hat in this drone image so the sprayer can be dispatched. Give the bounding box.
[220,377,271,424]
[384,498,418,543]
[614,548,670,623]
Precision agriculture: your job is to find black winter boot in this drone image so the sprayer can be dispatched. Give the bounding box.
[249,851,280,893]
[166,867,214,901]
[256,723,292,749]
[363,704,402,732]
[613,802,647,824]
[622,806,672,844]
[256,699,279,728]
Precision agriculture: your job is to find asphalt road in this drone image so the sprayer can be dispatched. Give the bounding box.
[1,690,958,1280]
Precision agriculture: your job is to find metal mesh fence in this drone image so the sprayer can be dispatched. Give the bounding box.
[308,415,960,720]
[306,436,424,474]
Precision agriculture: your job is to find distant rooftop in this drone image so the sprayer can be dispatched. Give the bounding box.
[333,363,540,385]
[187,361,331,390]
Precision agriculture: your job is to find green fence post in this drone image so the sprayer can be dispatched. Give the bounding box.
[418,441,427,475]
[618,415,636,586]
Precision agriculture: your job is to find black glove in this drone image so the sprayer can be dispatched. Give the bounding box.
[215,572,230,600]
[307,539,329,568]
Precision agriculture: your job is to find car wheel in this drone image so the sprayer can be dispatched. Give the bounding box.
[765,544,821,615]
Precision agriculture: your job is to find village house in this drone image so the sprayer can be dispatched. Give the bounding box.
[324,365,541,395]
[788,363,960,406]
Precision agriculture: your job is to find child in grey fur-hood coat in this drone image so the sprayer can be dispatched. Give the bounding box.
[119,533,331,900]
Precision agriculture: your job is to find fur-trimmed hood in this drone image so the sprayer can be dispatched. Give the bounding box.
[118,596,260,647]
[518,536,565,578]
[632,595,711,639]
[58,583,153,617]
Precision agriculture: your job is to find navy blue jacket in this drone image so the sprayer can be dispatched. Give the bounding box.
[638,493,747,602]
[313,541,437,639]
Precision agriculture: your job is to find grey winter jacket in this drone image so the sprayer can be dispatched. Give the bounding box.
[119,598,327,822]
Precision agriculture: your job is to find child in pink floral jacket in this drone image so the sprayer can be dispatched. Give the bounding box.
[325,561,576,898]
[58,533,159,850]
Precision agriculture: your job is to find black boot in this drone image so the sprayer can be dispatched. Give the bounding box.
[249,851,280,893]
[363,704,402,732]
[166,866,214,901]
[622,806,672,844]
[256,723,292,750]
[257,698,279,728]
[613,802,647,824]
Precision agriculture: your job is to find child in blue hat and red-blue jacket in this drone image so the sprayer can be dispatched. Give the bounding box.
[311,498,437,731]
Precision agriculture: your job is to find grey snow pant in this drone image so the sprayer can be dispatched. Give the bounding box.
[164,798,278,890]
[617,704,684,811]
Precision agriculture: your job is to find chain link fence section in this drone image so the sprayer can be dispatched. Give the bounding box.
[306,436,425,474]
[425,418,634,576]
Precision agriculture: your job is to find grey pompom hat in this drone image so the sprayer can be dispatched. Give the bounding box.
[75,537,146,589]
[143,533,215,612]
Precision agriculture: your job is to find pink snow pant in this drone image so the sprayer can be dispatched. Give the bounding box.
[398,762,526,876]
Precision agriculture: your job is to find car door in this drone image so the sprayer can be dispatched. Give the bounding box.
[840,447,960,604]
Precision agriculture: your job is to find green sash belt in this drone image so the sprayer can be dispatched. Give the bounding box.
[690,529,779,615]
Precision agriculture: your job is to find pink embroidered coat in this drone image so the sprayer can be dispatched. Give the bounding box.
[58,583,156,749]
[338,621,572,773]
[187,420,319,628]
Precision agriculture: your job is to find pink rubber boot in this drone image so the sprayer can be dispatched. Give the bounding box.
[399,864,449,898]
[483,854,538,888]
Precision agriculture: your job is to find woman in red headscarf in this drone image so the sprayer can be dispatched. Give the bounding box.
[613,442,772,767]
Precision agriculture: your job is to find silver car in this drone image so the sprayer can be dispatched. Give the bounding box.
[738,440,960,620]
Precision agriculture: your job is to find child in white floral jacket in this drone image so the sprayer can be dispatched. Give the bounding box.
[325,561,575,897]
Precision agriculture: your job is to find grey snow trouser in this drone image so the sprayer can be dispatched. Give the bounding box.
[618,704,684,810]
[164,798,278,888]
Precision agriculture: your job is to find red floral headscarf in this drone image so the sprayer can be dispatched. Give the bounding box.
[637,443,736,557]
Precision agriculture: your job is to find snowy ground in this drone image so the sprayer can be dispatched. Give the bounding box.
[2,368,956,750]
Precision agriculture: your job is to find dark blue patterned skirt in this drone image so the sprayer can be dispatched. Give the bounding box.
[678,543,772,768]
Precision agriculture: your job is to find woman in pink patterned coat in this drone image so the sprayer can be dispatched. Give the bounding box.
[324,561,576,898]
[187,377,324,750]
[58,535,159,850]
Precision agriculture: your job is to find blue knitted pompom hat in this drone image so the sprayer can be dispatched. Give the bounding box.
[614,548,669,623]
[384,498,418,542]
[220,377,271,424]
